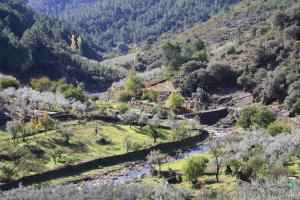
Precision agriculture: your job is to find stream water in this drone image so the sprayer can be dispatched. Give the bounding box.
[86,144,208,186]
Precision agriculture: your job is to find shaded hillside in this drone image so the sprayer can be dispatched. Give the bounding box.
[23,0,242,51]
[0,0,122,88]
[138,0,300,111]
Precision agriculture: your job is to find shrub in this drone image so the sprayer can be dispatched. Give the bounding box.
[165,92,184,111]
[141,90,159,102]
[97,137,112,145]
[38,115,56,133]
[114,103,129,114]
[63,85,87,102]
[195,39,205,51]
[206,63,236,84]
[253,107,275,128]
[124,72,145,97]
[183,156,207,182]
[56,154,78,165]
[238,106,275,129]
[0,75,19,90]
[116,90,133,102]
[180,61,207,75]
[0,162,16,181]
[152,106,168,119]
[283,25,300,41]
[30,77,52,92]
[237,106,258,129]
[285,80,300,108]
[270,11,288,30]
[293,98,300,113]
[266,120,292,136]
[192,50,208,62]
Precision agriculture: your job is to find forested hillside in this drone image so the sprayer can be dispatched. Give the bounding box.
[137,0,300,112]
[23,0,241,51]
[0,0,122,88]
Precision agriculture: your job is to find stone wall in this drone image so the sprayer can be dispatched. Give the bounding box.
[185,108,229,125]
[0,130,209,190]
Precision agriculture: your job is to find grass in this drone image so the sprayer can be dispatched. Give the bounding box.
[140,153,237,194]
[0,119,175,171]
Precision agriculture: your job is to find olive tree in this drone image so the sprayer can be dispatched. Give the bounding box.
[183,156,207,182]
[6,120,24,144]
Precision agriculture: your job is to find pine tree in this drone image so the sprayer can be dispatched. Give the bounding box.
[71,34,76,50]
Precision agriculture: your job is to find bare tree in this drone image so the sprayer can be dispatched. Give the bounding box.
[147,150,166,175]
[209,138,226,182]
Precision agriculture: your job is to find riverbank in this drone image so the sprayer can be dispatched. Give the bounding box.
[0,130,209,190]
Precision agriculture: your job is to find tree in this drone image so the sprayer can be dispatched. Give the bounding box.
[38,114,56,133]
[124,72,145,97]
[147,150,165,175]
[123,134,133,153]
[166,92,184,111]
[120,111,139,128]
[77,36,83,50]
[183,156,207,182]
[71,34,76,49]
[72,101,87,119]
[209,138,226,182]
[94,126,99,136]
[6,120,24,144]
[58,127,74,144]
[267,120,292,136]
[145,125,160,143]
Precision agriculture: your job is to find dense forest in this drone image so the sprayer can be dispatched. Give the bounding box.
[23,0,241,51]
[0,0,122,88]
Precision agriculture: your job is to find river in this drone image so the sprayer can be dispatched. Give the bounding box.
[85,144,208,186]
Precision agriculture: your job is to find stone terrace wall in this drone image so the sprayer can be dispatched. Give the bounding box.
[0,130,209,190]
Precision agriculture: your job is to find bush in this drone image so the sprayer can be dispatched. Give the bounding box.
[253,107,275,128]
[63,85,87,102]
[152,106,168,119]
[124,72,145,96]
[165,92,184,111]
[183,156,207,182]
[206,63,236,84]
[0,162,16,181]
[116,90,133,102]
[266,120,292,136]
[237,106,259,129]
[270,11,288,30]
[238,106,275,129]
[30,77,52,92]
[114,103,129,114]
[141,90,159,102]
[192,50,208,62]
[283,25,300,41]
[226,46,236,54]
[97,137,112,145]
[0,75,19,90]
[195,39,205,51]
[293,98,300,113]
[56,154,78,165]
[38,115,56,133]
